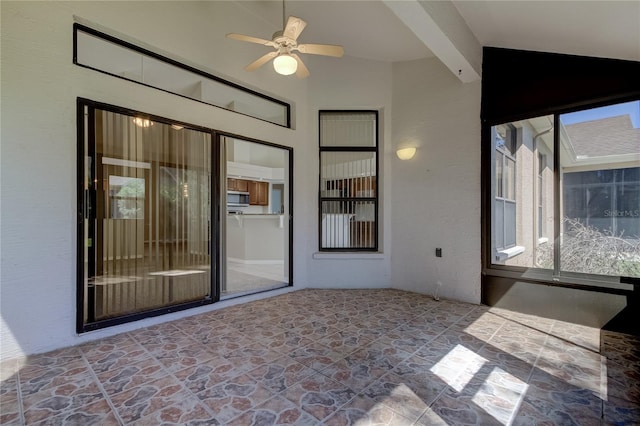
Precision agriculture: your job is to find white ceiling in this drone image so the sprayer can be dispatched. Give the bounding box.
[452,0,640,62]
[233,0,435,62]
[232,1,640,65]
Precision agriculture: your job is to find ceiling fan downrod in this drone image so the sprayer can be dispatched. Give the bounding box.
[282,0,286,30]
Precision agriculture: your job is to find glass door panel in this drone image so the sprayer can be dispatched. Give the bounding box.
[82,107,212,326]
[559,101,640,278]
[222,137,291,297]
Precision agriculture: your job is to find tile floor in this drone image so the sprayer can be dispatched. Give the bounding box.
[1,289,639,425]
[224,261,287,297]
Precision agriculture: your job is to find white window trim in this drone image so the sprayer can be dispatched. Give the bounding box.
[312,252,385,260]
[496,245,525,261]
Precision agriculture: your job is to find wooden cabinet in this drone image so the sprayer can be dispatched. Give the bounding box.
[227,178,249,192]
[249,181,269,206]
[228,178,268,205]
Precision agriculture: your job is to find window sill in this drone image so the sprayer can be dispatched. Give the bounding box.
[313,252,385,260]
[495,246,525,261]
[538,237,549,244]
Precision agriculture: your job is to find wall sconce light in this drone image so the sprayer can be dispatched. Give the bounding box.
[133,117,153,128]
[273,54,298,75]
[396,147,417,160]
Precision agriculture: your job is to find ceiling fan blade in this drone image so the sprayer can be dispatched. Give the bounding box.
[245,51,278,71]
[296,43,344,58]
[283,16,307,41]
[291,54,310,79]
[226,33,276,47]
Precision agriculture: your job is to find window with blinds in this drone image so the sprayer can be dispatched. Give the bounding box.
[319,111,378,251]
[78,101,214,331]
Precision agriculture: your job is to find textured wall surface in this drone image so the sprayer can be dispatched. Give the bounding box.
[1,2,482,360]
[390,57,482,304]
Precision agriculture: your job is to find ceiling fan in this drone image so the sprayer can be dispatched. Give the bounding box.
[226,2,344,78]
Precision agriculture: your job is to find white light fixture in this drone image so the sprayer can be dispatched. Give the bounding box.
[273,54,297,75]
[171,124,184,130]
[396,147,417,160]
[133,117,153,128]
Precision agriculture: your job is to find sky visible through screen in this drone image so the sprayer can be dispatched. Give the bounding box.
[560,100,640,127]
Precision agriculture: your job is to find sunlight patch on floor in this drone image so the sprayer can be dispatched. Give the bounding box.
[471,366,529,425]
[366,383,447,425]
[430,344,487,392]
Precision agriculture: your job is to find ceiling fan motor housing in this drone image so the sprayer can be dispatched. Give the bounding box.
[273,33,296,50]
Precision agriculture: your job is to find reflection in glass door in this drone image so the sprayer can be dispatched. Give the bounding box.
[222,136,291,298]
[79,105,213,330]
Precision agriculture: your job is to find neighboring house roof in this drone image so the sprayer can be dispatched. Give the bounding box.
[564,115,640,158]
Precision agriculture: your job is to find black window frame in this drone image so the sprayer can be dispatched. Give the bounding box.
[481,46,640,299]
[318,110,379,252]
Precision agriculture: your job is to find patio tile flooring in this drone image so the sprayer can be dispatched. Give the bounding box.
[1,288,639,425]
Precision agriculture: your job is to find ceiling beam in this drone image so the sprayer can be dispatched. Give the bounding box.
[383,0,481,83]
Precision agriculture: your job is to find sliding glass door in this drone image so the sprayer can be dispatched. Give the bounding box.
[78,101,294,331]
[222,136,292,298]
[79,102,214,331]
[489,100,640,282]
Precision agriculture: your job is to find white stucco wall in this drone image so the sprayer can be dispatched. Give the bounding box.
[1,2,482,360]
[303,55,394,289]
[389,57,482,304]
[0,1,312,360]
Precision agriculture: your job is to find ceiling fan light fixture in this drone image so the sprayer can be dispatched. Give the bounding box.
[273,54,297,75]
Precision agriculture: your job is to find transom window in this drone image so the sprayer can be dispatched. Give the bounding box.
[74,24,290,127]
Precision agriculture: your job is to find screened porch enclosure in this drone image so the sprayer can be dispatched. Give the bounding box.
[81,107,213,326]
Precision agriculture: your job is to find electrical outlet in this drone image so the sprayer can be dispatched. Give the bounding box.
[436,248,442,257]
